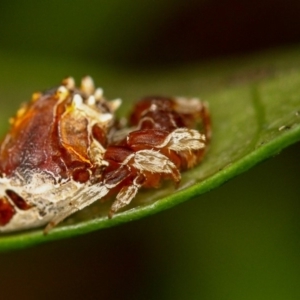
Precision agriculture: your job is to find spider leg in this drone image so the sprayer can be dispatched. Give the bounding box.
[44,183,110,234]
[109,174,144,218]
[106,148,181,216]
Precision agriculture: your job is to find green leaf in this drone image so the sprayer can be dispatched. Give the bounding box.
[0,47,300,251]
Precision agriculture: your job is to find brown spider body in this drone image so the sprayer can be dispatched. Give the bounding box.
[0,77,210,233]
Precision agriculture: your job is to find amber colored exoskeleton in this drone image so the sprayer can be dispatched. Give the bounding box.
[0,77,211,233]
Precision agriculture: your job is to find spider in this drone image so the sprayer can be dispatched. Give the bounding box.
[0,77,211,233]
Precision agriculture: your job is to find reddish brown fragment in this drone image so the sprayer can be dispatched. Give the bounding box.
[92,124,107,146]
[127,129,169,151]
[104,146,133,163]
[6,189,32,210]
[0,197,15,226]
[72,168,90,183]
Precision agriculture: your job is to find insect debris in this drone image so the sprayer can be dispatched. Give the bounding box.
[0,76,211,233]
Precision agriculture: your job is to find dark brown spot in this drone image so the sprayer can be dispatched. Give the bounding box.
[0,197,15,226]
[92,124,107,146]
[72,168,90,183]
[6,189,32,210]
[104,146,133,163]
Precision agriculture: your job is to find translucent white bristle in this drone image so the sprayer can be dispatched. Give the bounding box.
[108,98,122,111]
[57,86,68,94]
[81,76,95,95]
[62,77,75,90]
[99,113,113,123]
[56,86,69,100]
[72,94,83,106]
[87,95,96,106]
[94,87,104,100]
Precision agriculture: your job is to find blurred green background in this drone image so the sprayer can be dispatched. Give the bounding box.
[0,1,300,299]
